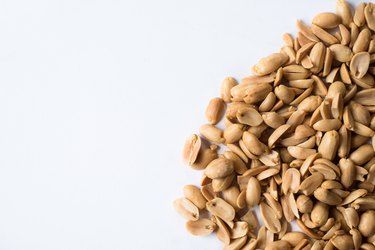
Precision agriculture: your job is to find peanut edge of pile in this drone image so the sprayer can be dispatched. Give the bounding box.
[175,1,375,250]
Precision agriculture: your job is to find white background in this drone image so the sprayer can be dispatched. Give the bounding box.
[0,0,362,249]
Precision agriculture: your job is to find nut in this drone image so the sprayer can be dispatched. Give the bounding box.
[205,97,225,125]
[336,0,352,26]
[252,53,288,76]
[365,3,375,31]
[329,44,353,62]
[182,134,201,165]
[176,2,375,248]
[350,52,370,78]
[185,219,216,236]
[204,158,234,179]
[318,130,339,160]
[312,12,341,28]
[206,197,235,222]
[358,210,375,237]
[173,198,199,221]
[221,77,238,102]
[199,124,224,143]
[354,3,366,27]
[236,107,263,126]
[331,234,354,250]
[246,177,261,208]
[311,201,329,227]
[265,240,291,250]
[299,173,324,196]
[259,202,281,233]
[183,185,207,210]
[296,194,313,213]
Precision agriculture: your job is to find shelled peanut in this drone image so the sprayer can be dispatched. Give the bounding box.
[175,1,375,249]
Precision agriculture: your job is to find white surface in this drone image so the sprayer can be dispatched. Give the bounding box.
[0,0,362,249]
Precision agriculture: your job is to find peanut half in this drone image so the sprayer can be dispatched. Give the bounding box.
[175,1,375,249]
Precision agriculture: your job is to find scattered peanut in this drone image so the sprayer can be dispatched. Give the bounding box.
[175,1,375,249]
